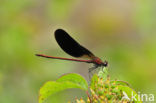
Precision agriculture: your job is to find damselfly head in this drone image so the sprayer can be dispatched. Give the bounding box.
[92,57,108,67]
[102,60,108,67]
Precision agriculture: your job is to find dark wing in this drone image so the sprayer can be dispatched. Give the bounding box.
[54,29,95,59]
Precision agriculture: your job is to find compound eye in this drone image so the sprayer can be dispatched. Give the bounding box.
[103,61,108,67]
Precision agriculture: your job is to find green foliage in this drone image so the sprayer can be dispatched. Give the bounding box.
[87,74,142,103]
[39,73,88,103]
[56,73,88,90]
[39,68,142,103]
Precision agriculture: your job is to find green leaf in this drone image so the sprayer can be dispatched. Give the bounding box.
[56,73,88,90]
[90,74,98,90]
[39,73,88,103]
[118,85,142,103]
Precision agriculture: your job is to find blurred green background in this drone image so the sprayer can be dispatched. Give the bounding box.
[0,0,156,103]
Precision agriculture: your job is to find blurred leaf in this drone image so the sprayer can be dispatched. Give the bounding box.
[56,73,88,90]
[118,85,142,103]
[39,73,88,103]
[90,74,98,90]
